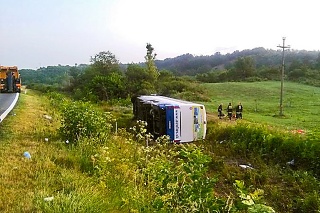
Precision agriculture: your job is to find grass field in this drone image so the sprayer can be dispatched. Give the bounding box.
[1,82,319,212]
[201,81,320,132]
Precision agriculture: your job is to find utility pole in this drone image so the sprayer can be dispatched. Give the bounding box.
[277,37,290,116]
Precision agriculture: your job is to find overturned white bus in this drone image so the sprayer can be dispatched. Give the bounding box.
[132,95,207,143]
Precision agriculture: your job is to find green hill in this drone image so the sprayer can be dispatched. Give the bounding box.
[202,81,320,132]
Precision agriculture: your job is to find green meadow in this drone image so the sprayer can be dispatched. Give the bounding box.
[202,81,320,132]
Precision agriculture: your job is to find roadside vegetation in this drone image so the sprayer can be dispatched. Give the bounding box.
[1,82,320,212]
[1,44,320,212]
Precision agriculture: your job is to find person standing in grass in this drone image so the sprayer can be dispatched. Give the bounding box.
[218,103,224,119]
[236,102,243,119]
[227,102,233,120]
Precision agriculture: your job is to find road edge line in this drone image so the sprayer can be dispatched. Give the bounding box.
[0,93,20,123]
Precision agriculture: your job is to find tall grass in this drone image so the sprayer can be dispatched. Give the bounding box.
[203,121,320,212]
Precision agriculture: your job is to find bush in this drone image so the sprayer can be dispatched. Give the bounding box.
[140,144,225,212]
[47,92,68,110]
[59,101,113,144]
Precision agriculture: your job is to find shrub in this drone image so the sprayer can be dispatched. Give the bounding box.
[59,101,113,144]
[47,92,68,110]
[233,180,275,213]
[142,144,225,212]
[293,191,320,212]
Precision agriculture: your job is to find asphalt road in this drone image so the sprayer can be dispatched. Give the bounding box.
[0,93,19,123]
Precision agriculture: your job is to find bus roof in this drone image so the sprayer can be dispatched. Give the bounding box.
[138,95,204,107]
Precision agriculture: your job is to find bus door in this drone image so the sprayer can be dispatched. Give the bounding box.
[166,105,181,142]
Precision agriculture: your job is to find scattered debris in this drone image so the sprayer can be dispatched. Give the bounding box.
[292,129,305,134]
[65,140,69,144]
[44,196,54,202]
[287,159,295,166]
[239,164,254,169]
[297,129,305,134]
[43,114,52,120]
[44,138,49,142]
[23,151,31,159]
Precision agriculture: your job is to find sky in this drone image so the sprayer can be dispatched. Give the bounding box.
[1,0,319,69]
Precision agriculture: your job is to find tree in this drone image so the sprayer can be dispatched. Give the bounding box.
[67,66,83,91]
[231,56,256,80]
[288,68,305,80]
[315,53,320,70]
[288,59,303,72]
[158,69,174,81]
[257,66,279,80]
[69,51,126,101]
[89,72,126,101]
[90,51,120,75]
[145,43,159,90]
[125,64,154,95]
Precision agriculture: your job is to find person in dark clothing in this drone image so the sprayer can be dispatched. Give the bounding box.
[218,103,224,119]
[236,102,243,119]
[227,103,233,120]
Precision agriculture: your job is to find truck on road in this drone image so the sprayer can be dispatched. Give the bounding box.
[0,66,21,93]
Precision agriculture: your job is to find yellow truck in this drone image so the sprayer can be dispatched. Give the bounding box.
[0,66,21,93]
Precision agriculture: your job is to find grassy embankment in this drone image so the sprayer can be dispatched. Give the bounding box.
[0,81,320,212]
[0,91,117,212]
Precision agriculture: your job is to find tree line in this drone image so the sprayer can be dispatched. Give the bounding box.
[194,49,320,86]
[20,44,205,102]
[20,46,320,101]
